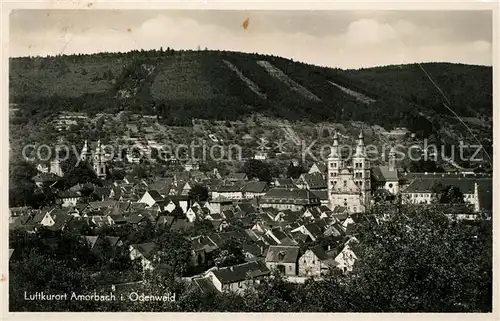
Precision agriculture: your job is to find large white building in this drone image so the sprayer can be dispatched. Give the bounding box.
[327,132,371,213]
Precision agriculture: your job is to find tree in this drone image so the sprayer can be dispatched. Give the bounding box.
[188,185,209,202]
[9,159,39,207]
[60,161,102,190]
[439,185,465,204]
[287,162,306,179]
[242,159,272,182]
[169,207,186,219]
[213,239,245,268]
[348,204,492,312]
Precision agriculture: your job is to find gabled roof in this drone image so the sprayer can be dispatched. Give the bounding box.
[304,222,324,239]
[212,261,270,284]
[191,277,219,294]
[144,190,164,201]
[372,166,399,182]
[58,190,82,198]
[83,235,99,249]
[156,215,175,228]
[237,202,258,214]
[130,242,157,259]
[311,190,328,201]
[265,245,300,263]
[226,173,248,181]
[214,185,242,193]
[310,162,327,173]
[242,181,269,193]
[297,173,327,189]
[32,172,59,182]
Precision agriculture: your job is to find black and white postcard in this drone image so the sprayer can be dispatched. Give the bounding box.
[3,1,497,317]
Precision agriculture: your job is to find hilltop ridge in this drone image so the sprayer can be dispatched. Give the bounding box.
[10,49,492,142]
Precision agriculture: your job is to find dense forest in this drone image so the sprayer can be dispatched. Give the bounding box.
[9,49,492,141]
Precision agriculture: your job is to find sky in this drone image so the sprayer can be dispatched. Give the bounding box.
[9,10,493,69]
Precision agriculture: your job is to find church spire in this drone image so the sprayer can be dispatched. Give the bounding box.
[330,131,340,158]
[388,145,396,171]
[355,130,365,156]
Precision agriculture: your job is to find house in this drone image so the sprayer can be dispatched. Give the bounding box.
[241,181,269,199]
[29,211,55,227]
[273,178,296,189]
[295,173,327,190]
[91,215,114,228]
[190,277,219,294]
[209,196,233,214]
[191,236,218,267]
[57,190,83,207]
[166,196,190,213]
[211,185,243,200]
[291,222,324,241]
[129,243,158,271]
[263,228,295,245]
[334,243,358,273]
[298,247,337,277]
[206,261,270,293]
[265,245,300,276]
[186,206,210,222]
[184,160,200,172]
[308,162,327,174]
[225,173,248,183]
[138,190,164,207]
[32,172,59,188]
[156,215,175,229]
[260,188,321,211]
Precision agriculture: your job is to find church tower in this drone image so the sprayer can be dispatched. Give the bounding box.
[81,140,92,162]
[352,131,371,210]
[49,159,63,177]
[388,146,396,172]
[93,139,107,179]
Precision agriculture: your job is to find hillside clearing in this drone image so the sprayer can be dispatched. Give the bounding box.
[257,60,321,102]
[223,59,267,99]
[327,81,376,105]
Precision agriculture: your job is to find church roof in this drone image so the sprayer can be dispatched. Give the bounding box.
[372,166,399,182]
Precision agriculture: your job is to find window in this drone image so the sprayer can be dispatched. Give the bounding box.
[388,183,393,188]
[312,260,315,265]
[334,163,337,168]
[343,181,347,187]
[288,266,291,271]
[238,281,243,288]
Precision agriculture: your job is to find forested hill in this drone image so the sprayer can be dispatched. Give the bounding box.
[9,49,492,137]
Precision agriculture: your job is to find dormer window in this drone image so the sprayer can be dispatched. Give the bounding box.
[277,251,286,261]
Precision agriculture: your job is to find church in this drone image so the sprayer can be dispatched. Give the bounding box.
[327,132,372,213]
[80,140,107,179]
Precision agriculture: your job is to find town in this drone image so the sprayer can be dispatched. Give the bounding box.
[8,8,494,313]
[9,109,493,309]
